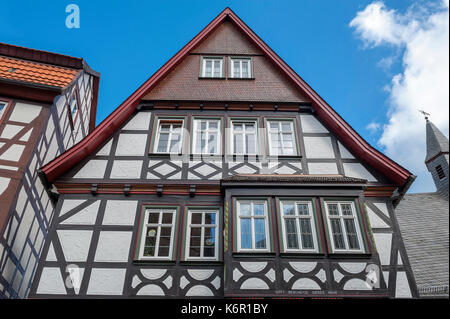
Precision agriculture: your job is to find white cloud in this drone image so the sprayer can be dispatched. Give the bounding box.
[366,122,381,133]
[350,0,449,193]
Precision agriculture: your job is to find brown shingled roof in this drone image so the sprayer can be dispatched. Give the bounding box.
[0,55,80,89]
[221,174,368,184]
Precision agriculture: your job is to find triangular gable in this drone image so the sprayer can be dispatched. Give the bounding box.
[40,7,413,188]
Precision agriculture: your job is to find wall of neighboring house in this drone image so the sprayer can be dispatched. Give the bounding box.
[0,71,95,298]
[28,108,418,298]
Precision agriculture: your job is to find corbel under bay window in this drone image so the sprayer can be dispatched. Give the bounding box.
[136,207,178,260]
[323,200,366,253]
[278,200,320,253]
[184,209,220,261]
[153,119,183,154]
[235,199,271,252]
[201,57,224,78]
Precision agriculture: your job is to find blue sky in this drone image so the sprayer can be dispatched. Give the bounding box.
[1,1,448,193]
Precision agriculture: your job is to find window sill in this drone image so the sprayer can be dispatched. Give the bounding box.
[232,252,276,258]
[227,77,255,80]
[133,259,176,265]
[327,252,372,259]
[148,152,183,158]
[198,77,226,80]
[180,260,223,266]
[279,252,326,258]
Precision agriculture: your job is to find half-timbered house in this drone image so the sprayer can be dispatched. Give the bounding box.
[0,43,99,298]
[29,8,418,298]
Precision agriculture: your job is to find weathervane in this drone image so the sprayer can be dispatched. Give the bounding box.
[418,109,430,120]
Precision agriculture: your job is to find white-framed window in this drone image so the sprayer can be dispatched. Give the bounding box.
[231,120,258,155]
[138,208,176,260]
[280,201,318,252]
[0,100,8,121]
[324,201,364,252]
[201,57,224,78]
[230,58,252,78]
[154,120,183,153]
[186,210,219,260]
[237,200,270,251]
[193,119,221,154]
[267,120,297,155]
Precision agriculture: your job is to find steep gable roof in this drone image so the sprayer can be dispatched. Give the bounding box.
[39,7,413,189]
[426,119,449,163]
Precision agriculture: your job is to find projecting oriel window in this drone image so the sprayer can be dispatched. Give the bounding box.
[267,120,297,155]
[237,200,270,251]
[230,58,252,78]
[154,120,183,153]
[231,121,258,155]
[280,201,318,252]
[436,165,446,180]
[193,119,221,154]
[201,57,224,78]
[138,208,176,260]
[185,210,219,260]
[324,201,364,253]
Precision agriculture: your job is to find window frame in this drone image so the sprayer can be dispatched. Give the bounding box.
[277,198,322,254]
[234,198,272,253]
[183,207,221,261]
[135,205,180,261]
[322,198,368,254]
[200,56,225,78]
[229,57,253,79]
[229,118,259,155]
[266,118,300,156]
[191,117,222,155]
[151,116,186,154]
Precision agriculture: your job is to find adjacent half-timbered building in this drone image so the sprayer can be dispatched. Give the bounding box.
[0,43,99,298]
[29,8,418,298]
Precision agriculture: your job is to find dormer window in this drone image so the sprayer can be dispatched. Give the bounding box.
[201,57,224,78]
[436,165,446,180]
[230,57,252,78]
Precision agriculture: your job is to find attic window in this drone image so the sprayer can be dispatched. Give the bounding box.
[436,165,445,180]
[230,57,252,78]
[201,57,224,78]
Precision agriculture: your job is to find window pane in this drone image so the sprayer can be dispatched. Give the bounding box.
[299,219,314,249]
[204,213,216,225]
[328,204,339,216]
[344,219,360,250]
[269,122,279,131]
[144,226,158,256]
[240,204,251,216]
[157,133,169,152]
[341,204,353,216]
[160,124,170,132]
[234,123,243,131]
[204,247,215,257]
[162,213,173,224]
[205,60,212,77]
[245,124,255,132]
[169,134,181,152]
[234,134,243,154]
[240,219,252,249]
[208,133,217,153]
[254,219,267,249]
[254,204,264,216]
[281,122,292,132]
[283,204,295,216]
[297,204,309,215]
[209,121,218,130]
[148,212,160,223]
[246,134,256,153]
[191,213,202,224]
[330,219,346,249]
[285,219,299,249]
[213,60,221,77]
[200,121,207,130]
[242,61,249,78]
[190,234,201,247]
[195,132,202,153]
[190,246,201,257]
[233,61,240,78]
[158,247,169,257]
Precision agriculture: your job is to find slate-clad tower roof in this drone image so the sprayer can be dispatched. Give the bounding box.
[425,119,449,163]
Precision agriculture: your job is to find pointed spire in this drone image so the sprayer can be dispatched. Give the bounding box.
[425,118,449,163]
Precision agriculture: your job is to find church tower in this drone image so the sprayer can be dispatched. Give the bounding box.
[425,118,449,197]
